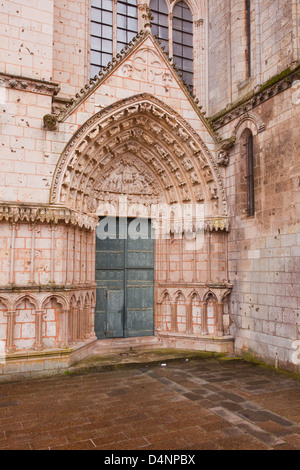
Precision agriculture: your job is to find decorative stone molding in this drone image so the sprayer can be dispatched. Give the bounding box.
[211,63,300,130]
[0,204,98,231]
[0,289,96,312]
[0,73,60,97]
[51,30,216,140]
[157,285,232,305]
[50,93,228,217]
[232,112,265,137]
[205,218,230,232]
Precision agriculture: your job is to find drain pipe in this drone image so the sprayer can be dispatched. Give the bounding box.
[275,353,279,369]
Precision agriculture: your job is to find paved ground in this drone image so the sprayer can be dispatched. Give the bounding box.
[1,354,300,450]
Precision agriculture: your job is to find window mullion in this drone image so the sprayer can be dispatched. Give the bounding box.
[113,0,118,57]
[169,13,173,58]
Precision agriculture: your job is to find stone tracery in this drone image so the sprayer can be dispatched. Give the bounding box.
[51,94,228,219]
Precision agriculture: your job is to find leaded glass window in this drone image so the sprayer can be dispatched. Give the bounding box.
[117,0,138,53]
[246,0,251,78]
[150,0,194,90]
[172,1,193,89]
[150,0,169,53]
[90,0,138,77]
[245,131,255,217]
[91,0,113,77]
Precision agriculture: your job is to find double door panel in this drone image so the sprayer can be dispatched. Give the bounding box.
[95,218,154,339]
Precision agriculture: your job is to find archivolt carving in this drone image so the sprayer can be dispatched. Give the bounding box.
[51,94,228,218]
[0,290,96,314]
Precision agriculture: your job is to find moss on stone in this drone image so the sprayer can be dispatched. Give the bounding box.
[210,63,300,123]
[258,67,291,92]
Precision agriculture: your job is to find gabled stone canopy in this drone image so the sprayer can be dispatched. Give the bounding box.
[53,30,217,142]
[51,94,228,220]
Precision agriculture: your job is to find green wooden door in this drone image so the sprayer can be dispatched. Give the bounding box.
[95,218,154,339]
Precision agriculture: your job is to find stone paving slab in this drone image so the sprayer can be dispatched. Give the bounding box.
[0,354,300,450]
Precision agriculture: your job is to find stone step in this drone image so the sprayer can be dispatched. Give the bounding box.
[93,336,163,354]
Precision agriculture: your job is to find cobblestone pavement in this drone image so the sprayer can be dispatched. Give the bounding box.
[1,357,300,450]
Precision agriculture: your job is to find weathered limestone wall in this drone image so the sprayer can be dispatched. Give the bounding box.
[218,80,300,370]
[1,0,298,374]
[53,0,90,98]
[208,0,299,116]
[0,221,95,287]
[0,0,55,81]
[208,0,300,370]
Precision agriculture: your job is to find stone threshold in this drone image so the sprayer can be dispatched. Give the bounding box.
[0,333,235,382]
[158,332,235,354]
[68,347,226,376]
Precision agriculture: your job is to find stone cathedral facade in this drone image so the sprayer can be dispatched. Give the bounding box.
[0,0,299,380]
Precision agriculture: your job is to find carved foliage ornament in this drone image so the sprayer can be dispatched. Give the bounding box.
[51,95,228,217]
[0,204,98,230]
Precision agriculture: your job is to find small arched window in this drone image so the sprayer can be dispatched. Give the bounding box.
[242,129,255,217]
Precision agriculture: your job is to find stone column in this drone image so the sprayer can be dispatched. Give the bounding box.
[112,0,118,56]
[192,248,197,283]
[34,310,44,351]
[171,300,177,333]
[65,227,71,285]
[50,225,56,285]
[166,237,171,283]
[179,237,184,283]
[224,231,229,283]
[85,231,89,284]
[59,309,69,349]
[68,306,75,345]
[80,230,84,284]
[5,311,16,353]
[90,303,95,337]
[186,298,193,334]
[71,306,78,344]
[9,223,17,285]
[200,301,208,336]
[155,301,162,331]
[72,227,76,285]
[216,301,224,337]
[84,304,91,338]
[78,306,84,341]
[29,223,36,285]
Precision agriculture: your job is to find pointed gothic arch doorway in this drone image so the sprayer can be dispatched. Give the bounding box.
[50,94,233,351]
